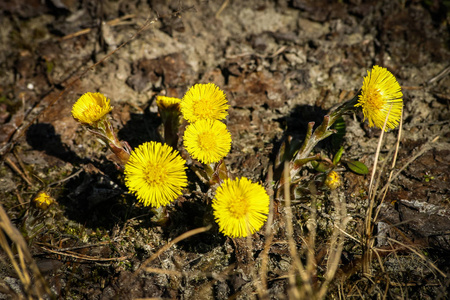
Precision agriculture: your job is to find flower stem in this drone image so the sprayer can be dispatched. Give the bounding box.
[88,119,131,168]
[281,92,361,182]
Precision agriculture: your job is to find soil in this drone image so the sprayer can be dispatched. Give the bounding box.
[0,0,449,299]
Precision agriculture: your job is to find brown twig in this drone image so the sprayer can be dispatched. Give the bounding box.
[258,166,275,298]
[363,105,393,275]
[427,64,450,85]
[386,238,447,278]
[378,135,440,197]
[13,148,33,184]
[138,225,212,271]
[0,204,52,298]
[36,240,109,252]
[144,263,234,282]
[40,246,128,262]
[61,14,136,40]
[4,156,32,186]
[215,0,230,18]
[283,161,312,298]
[48,168,84,187]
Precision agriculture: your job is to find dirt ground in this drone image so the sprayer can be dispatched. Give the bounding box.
[1,0,449,299]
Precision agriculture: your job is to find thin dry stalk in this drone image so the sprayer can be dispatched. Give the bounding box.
[387,238,447,278]
[144,264,234,281]
[40,246,128,262]
[0,204,52,299]
[283,161,313,298]
[306,181,317,279]
[13,149,34,185]
[363,106,392,275]
[215,0,230,18]
[61,14,136,40]
[370,112,401,211]
[138,225,211,271]
[4,156,32,186]
[372,111,403,224]
[316,191,350,299]
[246,223,257,300]
[257,166,275,299]
[378,135,440,197]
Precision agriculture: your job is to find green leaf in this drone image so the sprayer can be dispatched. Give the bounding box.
[346,160,369,175]
[313,161,330,172]
[333,146,344,165]
[331,116,346,151]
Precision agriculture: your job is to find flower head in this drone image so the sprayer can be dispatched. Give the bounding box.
[355,65,403,131]
[324,171,341,190]
[183,119,231,164]
[181,83,229,123]
[124,141,187,208]
[156,96,181,111]
[33,192,54,210]
[72,92,113,126]
[212,177,270,238]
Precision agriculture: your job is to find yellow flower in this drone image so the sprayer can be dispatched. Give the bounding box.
[72,92,113,126]
[324,171,341,190]
[156,96,181,110]
[33,192,54,210]
[183,119,231,164]
[124,141,187,208]
[181,83,229,123]
[212,177,270,238]
[355,65,403,131]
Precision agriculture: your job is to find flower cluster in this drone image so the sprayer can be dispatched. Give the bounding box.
[181,83,232,165]
[72,64,402,239]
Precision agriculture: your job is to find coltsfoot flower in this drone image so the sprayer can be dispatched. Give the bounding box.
[181,83,229,123]
[324,171,341,190]
[183,119,231,164]
[156,96,181,110]
[355,65,403,131]
[212,177,270,238]
[33,192,54,210]
[124,141,187,208]
[156,96,182,148]
[72,92,112,126]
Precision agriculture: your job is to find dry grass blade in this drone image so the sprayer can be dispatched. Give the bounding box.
[61,14,136,40]
[387,238,447,278]
[363,106,392,275]
[378,135,440,197]
[283,161,312,298]
[215,0,230,18]
[40,246,128,262]
[4,156,33,186]
[317,191,351,299]
[138,225,212,272]
[144,263,235,282]
[372,110,403,224]
[256,166,275,299]
[0,204,52,298]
